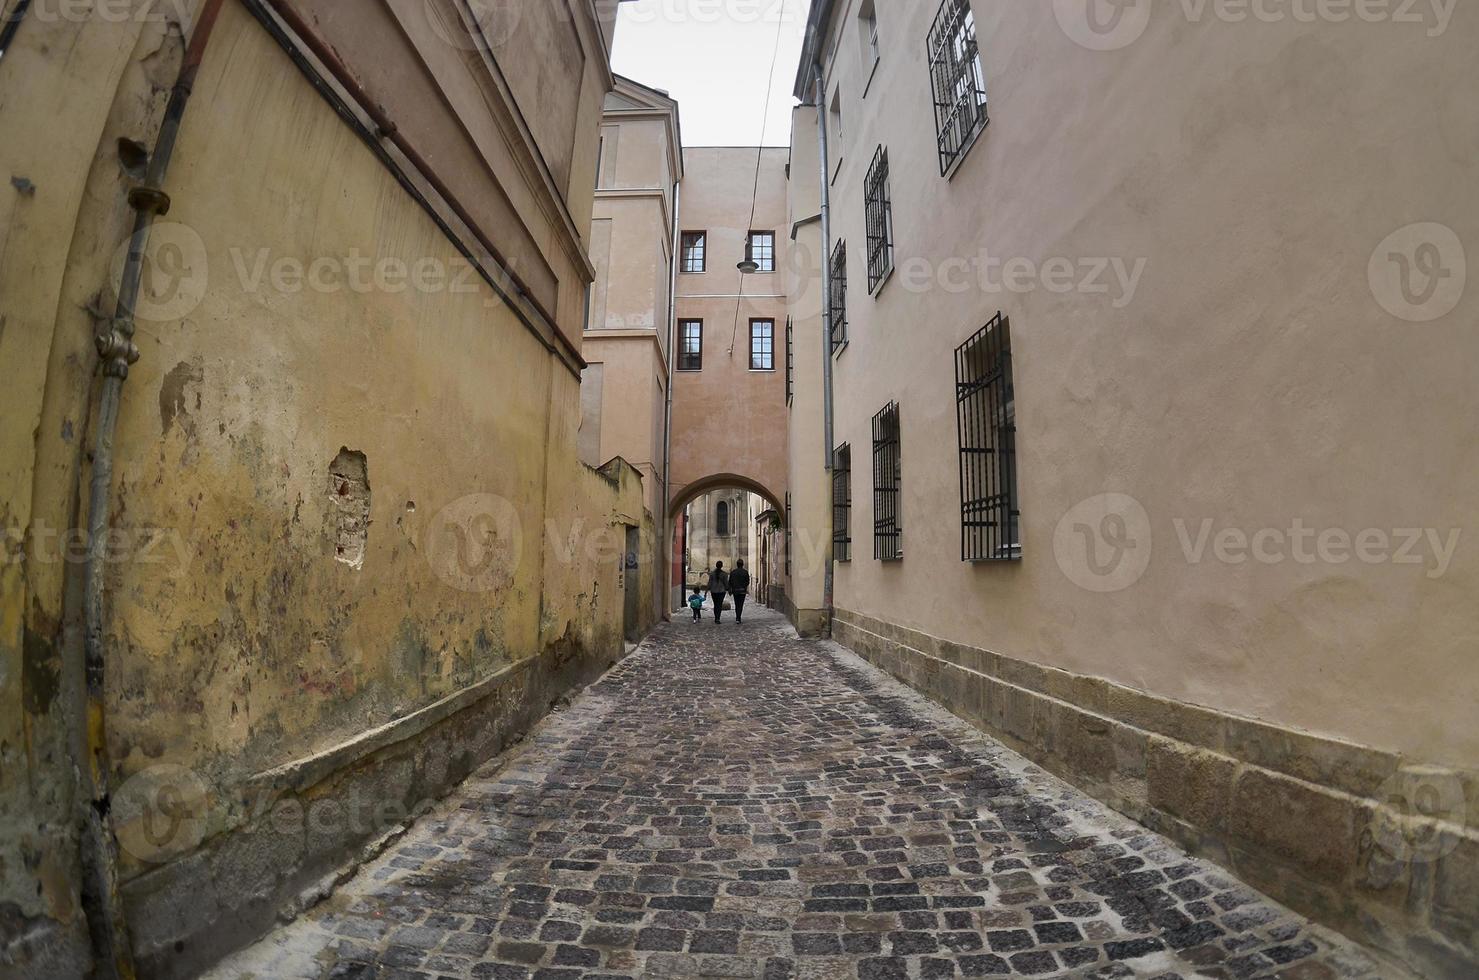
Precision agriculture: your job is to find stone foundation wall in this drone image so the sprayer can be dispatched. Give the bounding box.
[121,638,626,980]
[832,609,1478,979]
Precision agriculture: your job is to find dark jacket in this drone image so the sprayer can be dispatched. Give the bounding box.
[727,566,751,595]
[707,568,730,594]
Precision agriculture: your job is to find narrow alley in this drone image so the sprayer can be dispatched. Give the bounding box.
[207,611,1390,980]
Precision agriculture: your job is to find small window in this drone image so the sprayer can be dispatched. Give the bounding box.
[750,319,775,371]
[828,88,844,166]
[747,231,776,273]
[864,147,894,291]
[830,241,848,351]
[872,401,902,560]
[928,0,989,175]
[955,313,1019,560]
[833,444,852,563]
[680,231,707,273]
[678,319,703,370]
[785,317,794,404]
[859,0,880,72]
[717,500,731,537]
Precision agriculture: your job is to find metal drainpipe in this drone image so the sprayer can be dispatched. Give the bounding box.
[81,1,225,975]
[0,0,34,64]
[813,63,836,632]
[662,177,681,618]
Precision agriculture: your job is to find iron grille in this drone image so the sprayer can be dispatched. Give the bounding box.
[864,147,893,291]
[833,444,852,562]
[830,241,848,351]
[928,0,989,175]
[785,317,794,404]
[955,313,1019,561]
[784,492,792,576]
[872,402,902,560]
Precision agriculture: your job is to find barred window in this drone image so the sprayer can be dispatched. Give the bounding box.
[955,313,1019,561]
[928,0,988,175]
[681,231,707,273]
[747,231,776,273]
[872,402,902,560]
[750,319,775,371]
[864,147,893,291]
[784,492,792,576]
[678,319,703,371]
[830,241,848,351]
[833,444,852,562]
[785,317,794,404]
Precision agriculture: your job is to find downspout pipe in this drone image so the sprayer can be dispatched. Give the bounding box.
[661,176,680,618]
[0,0,33,63]
[81,1,226,975]
[813,63,836,632]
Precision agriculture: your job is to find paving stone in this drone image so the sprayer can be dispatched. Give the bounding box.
[204,609,1396,980]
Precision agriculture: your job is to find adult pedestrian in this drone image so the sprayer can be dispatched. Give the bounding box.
[707,561,730,624]
[728,559,751,624]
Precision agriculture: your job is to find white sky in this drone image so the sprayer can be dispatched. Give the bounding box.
[611,0,808,147]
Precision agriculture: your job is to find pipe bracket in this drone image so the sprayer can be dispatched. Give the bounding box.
[96,324,141,378]
[127,186,171,216]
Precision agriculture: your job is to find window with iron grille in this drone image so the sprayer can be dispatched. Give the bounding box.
[833,444,852,562]
[830,241,848,351]
[747,231,776,273]
[680,231,707,273]
[785,317,794,404]
[955,313,1019,561]
[872,402,902,560]
[784,492,792,576]
[864,147,893,291]
[678,319,703,370]
[928,0,988,176]
[750,319,775,371]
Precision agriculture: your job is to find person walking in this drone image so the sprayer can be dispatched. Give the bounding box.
[707,561,730,624]
[728,559,751,624]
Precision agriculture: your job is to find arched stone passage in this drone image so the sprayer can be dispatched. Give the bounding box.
[667,472,786,616]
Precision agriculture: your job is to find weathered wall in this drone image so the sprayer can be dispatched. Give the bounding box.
[0,2,642,975]
[794,0,1478,974]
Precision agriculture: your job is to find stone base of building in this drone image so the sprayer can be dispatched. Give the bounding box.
[120,636,634,980]
[832,608,1478,980]
[769,587,829,638]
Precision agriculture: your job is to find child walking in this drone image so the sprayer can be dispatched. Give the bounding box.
[688,587,705,622]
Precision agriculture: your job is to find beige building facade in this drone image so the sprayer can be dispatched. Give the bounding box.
[0,1,650,975]
[786,0,1479,975]
[666,146,792,609]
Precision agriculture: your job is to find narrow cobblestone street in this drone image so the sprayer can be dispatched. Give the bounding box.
[207,610,1393,980]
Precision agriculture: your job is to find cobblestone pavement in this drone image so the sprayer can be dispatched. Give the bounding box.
[207,608,1396,980]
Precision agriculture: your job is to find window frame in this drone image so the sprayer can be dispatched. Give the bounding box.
[677,319,704,371]
[830,240,849,352]
[955,313,1020,561]
[833,444,853,563]
[680,231,707,274]
[746,230,777,273]
[928,0,990,177]
[749,318,776,372]
[872,401,903,561]
[717,500,731,537]
[864,147,894,293]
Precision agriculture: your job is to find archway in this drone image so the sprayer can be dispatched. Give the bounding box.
[667,473,785,617]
